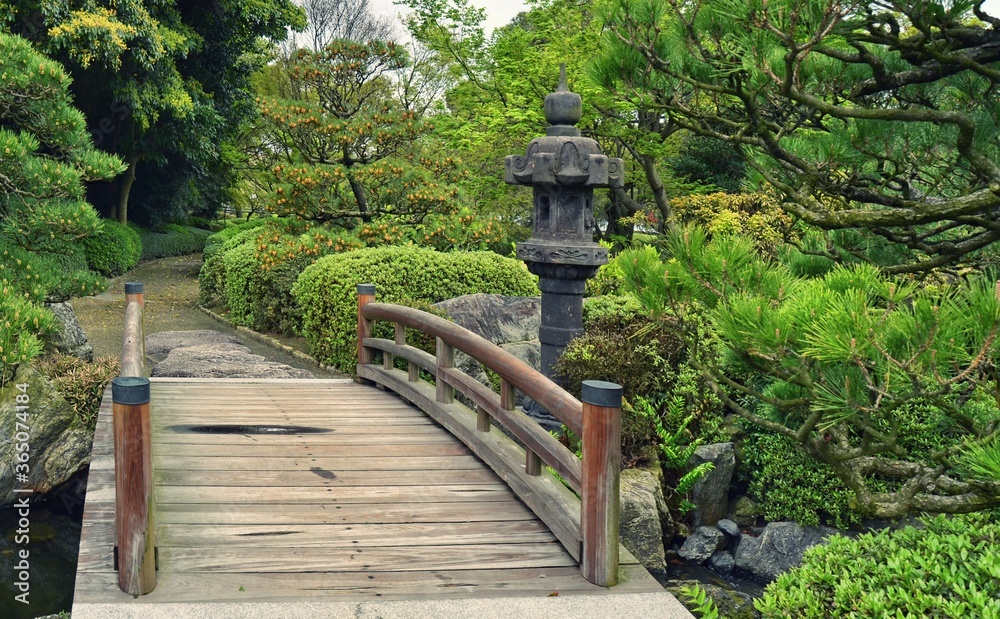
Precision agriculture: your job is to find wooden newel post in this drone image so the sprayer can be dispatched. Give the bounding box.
[580,379,622,587]
[112,376,156,595]
[357,284,376,366]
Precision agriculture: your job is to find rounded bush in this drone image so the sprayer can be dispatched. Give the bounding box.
[756,513,1000,618]
[82,219,142,276]
[136,225,211,260]
[293,246,538,372]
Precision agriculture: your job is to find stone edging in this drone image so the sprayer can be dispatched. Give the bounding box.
[197,305,343,375]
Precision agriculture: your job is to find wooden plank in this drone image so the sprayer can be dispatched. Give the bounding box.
[90,456,485,473]
[81,521,557,549]
[90,467,503,488]
[78,543,575,574]
[83,501,539,525]
[148,443,472,458]
[85,484,515,505]
[73,565,662,604]
[359,364,583,562]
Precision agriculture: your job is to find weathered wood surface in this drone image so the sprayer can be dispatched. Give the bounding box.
[74,379,665,607]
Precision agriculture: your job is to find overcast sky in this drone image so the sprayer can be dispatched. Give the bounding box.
[372,0,1000,37]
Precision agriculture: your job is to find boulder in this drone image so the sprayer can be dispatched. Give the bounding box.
[689,442,735,527]
[728,495,763,528]
[678,526,726,563]
[152,342,313,379]
[433,294,541,388]
[666,581,758,619]
[734,521,839,582]
[717,518,741,539]
[708,551,735,576]
[145,329,245,363]
[0,366,92,505]
[618,468,667,574]
[45,301,93,361]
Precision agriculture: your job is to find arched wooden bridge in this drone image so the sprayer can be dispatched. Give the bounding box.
[71,285,692,617]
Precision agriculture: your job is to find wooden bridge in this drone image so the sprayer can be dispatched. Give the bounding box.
[71,284,691,617]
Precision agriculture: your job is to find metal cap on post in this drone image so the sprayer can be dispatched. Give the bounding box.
[580,379,622,587]
[581,380,622,408]
[357,283,376,296]
[112,376,150,405]
[124,282,144,295]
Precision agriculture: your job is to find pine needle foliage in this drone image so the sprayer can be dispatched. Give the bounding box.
[621,225,1000,518]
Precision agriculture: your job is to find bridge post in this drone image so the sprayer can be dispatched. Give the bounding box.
[580,380,622,587]
[112,376,156,595]
[357,284,376,367]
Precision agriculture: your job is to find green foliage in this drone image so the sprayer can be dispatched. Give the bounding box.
[756,513,1000,618]
[0,31,120,379]
[82,220,142,276]
[669,192,794,252]
[679,583,721,619]
[135,225,211,260]
[34,353,120,430]
[293,247,537,372]
[597,0,1000,273]
[627,395,715,514]
[4,0,305,226]
[622,225,1000,518]
[740,429,863,529]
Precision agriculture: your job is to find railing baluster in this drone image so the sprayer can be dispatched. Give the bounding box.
[477,405,491,432]
[580,380,622,587]
[435,337,454,403]
[525,450,542,476]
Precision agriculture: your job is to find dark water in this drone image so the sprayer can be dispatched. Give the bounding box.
[0,471,86,619]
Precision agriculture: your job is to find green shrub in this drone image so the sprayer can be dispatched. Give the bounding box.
[198,225,266,306]
[293,247,538,372]
[82,220,142,276]
[136,225,211,260]
[739,397,979,528]
[34,353,120,430]
[756,513,1000,618]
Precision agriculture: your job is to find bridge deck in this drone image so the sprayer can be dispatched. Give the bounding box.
[73,378,676,613]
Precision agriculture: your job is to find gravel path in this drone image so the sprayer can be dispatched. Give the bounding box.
[71,254,340,377]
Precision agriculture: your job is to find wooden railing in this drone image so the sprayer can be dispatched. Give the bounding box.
[111,282,156,595]
[356,284,622,586]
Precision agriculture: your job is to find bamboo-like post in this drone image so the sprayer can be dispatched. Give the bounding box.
[580,380,622,587]
[357,284,376,366]
[124,282,144,363]
[112,376,156,595]
[120,302,145,378]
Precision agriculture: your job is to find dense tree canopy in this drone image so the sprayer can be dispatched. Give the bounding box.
[596,0,1000,272]
[1,0,305,225]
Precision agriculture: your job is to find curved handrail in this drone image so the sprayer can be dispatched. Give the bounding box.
[356,285,622,587]
[362,302,584,436]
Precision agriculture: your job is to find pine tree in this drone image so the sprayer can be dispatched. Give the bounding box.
[0,32,124,381]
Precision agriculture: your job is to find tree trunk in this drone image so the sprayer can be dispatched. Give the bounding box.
[641,154,670,229]
[116,154,140,225]
[347,171,370,222]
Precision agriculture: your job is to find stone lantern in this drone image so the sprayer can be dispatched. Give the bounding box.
[505,65,624,422]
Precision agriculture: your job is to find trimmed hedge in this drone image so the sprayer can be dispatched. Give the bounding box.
[136,225,211,260]
[82,219,142,276]
[293,246,538,372]
[756,513,1000,618]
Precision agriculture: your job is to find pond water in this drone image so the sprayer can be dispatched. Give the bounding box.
[0,471,86,619]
